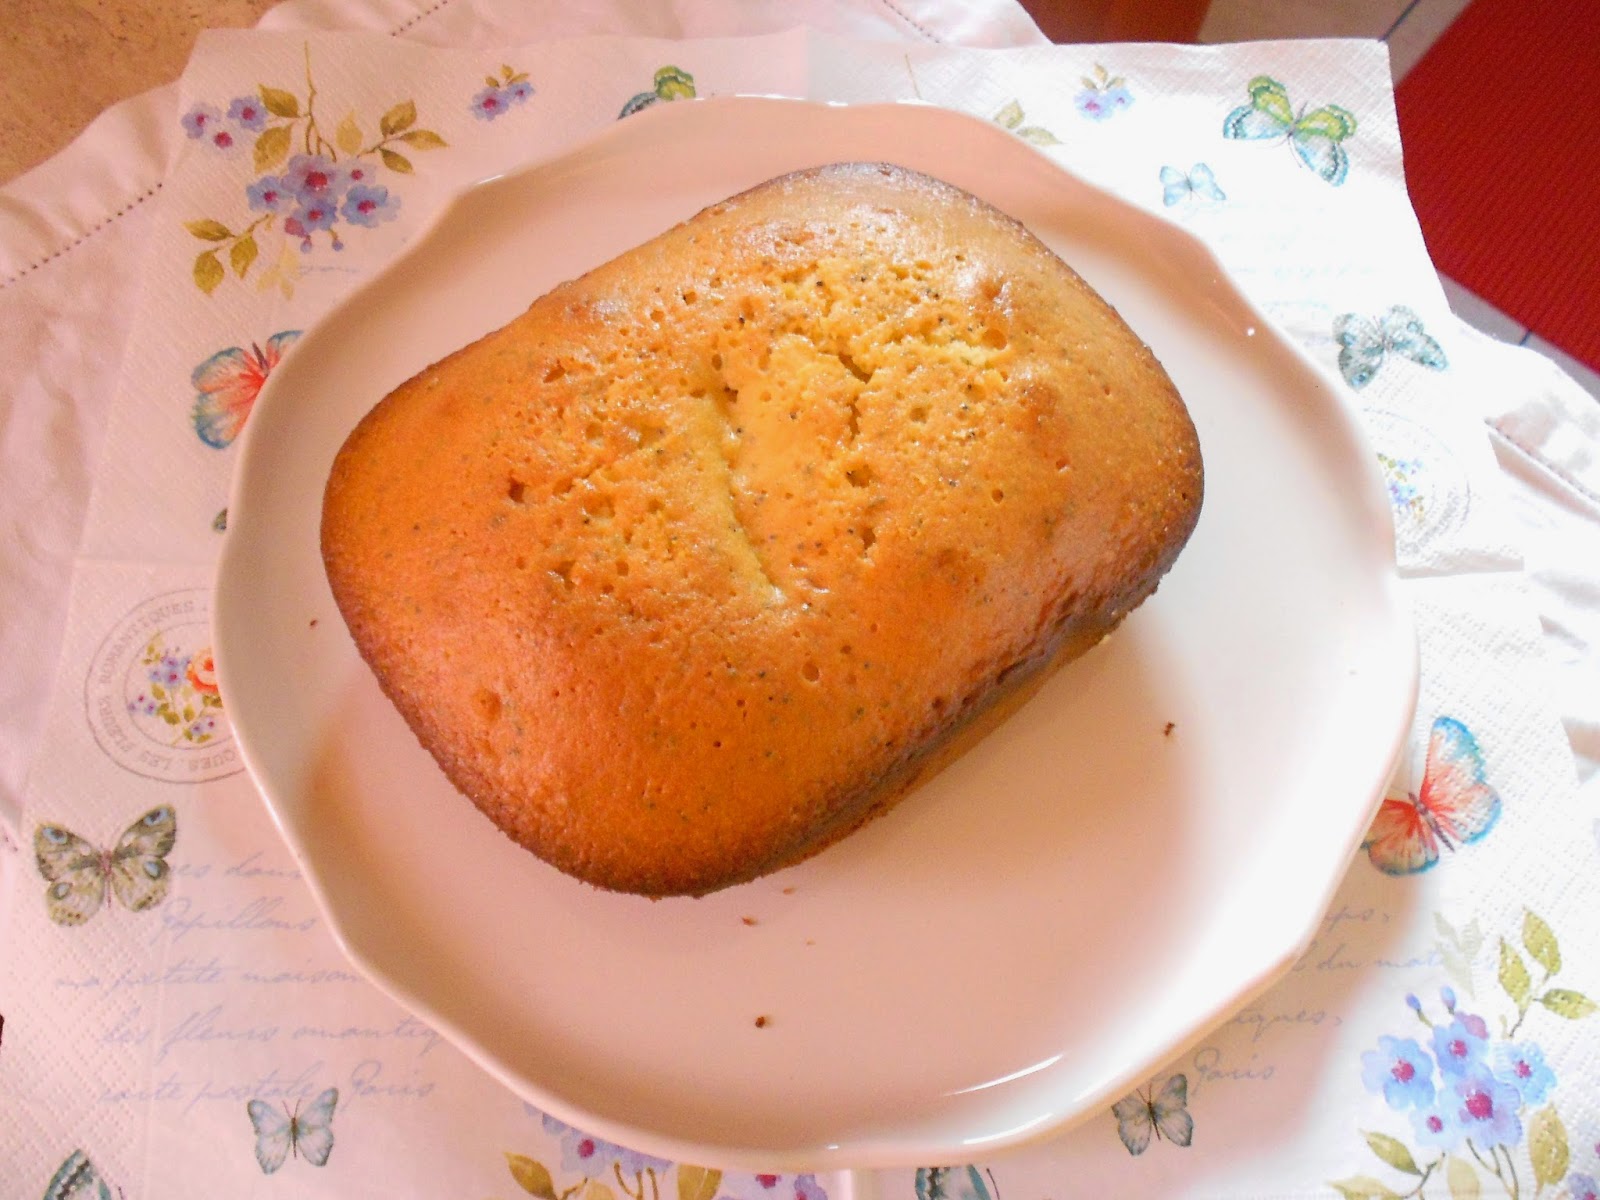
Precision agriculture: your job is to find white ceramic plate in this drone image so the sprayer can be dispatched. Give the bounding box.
[215,97,1417,1170]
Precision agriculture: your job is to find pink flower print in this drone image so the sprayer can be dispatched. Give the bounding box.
[1452,1069,1522,1147]
[472,86,509,120]
[181,103,224,139]
[340,184,400,228]
[227,95,268,130]
[186,650,219,698]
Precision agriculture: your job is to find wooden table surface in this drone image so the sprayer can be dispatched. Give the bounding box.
[0,0,1207,186]
[1,0,276,184]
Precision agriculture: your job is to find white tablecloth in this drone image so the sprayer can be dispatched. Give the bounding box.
[3,1,1598,1196]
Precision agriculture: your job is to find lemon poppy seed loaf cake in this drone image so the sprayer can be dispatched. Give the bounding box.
[320,162,1203,897]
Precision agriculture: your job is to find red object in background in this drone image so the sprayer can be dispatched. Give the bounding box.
[1020,0,1210,43]
[1395,0,1600,373]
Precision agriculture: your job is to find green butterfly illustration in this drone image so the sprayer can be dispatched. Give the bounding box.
[1223,75,1356,185]
[34,806,177,926]
[619,66,697,119]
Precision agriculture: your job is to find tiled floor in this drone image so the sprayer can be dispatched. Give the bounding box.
[1199,0,1600,402]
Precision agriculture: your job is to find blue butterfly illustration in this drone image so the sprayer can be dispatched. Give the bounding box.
[43,1150,115,1200]
[1333,306,1448,389]
[915,1166,996,1200]
[1160,163,1225,206]
[1112,1073,1193,1155]
[1223,76,1357,185]
[248,1086,338,1173]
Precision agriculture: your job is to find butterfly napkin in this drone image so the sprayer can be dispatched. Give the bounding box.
[2,10,1598,1200]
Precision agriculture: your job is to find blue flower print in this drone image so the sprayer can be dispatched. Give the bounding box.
[227,95,268,131]
[285,201,342,252]
[1076,87,1132,120]
[281,155,345,206]
[1432,1016,1489,1079]
[181,103,224,140]
[1492,1040,1556,1105]
[183,56,447,294]
[1361,1036,1436,1110]
[1336,923,1600,1200]
[471,86,511,121]
[245,176,292,213]
[1074,65,1133,121]
[288,200,337,237]
[181,102,241,153]
[538,1112,672,1180]
[471,65,534,121]
[340,184,400,228]
[718,1173,830,1200]
[1408,1094,1464,1152]
[343,161,379,191]
[149,653,191,690]
[1452,1069,1523,1147]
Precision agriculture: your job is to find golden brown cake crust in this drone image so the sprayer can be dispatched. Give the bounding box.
[320,162,1203,896]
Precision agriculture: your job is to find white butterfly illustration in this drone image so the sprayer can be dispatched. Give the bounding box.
[248,1086,339,1173]
[1112,1072,1194,1155]
[34,806,177,927]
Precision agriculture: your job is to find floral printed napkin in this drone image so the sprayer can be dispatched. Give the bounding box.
[3,7,1599,1200]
